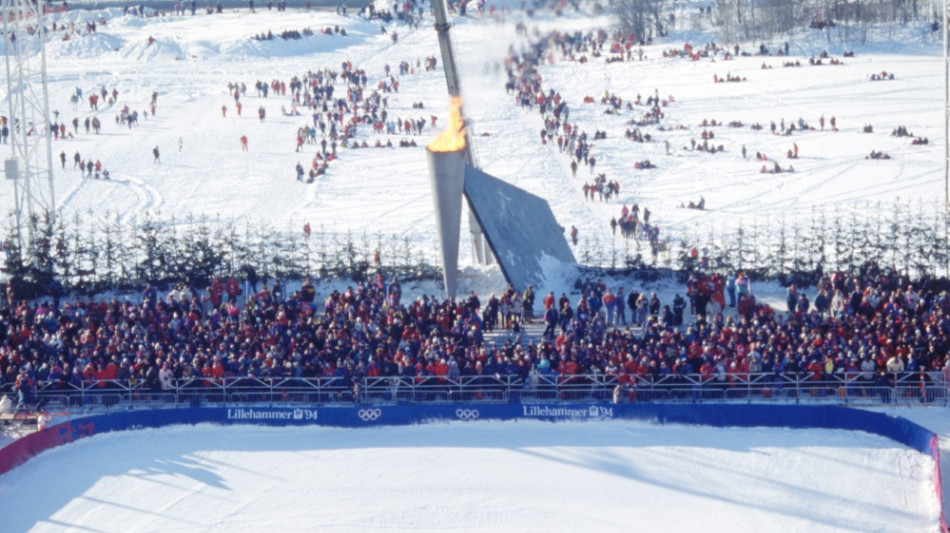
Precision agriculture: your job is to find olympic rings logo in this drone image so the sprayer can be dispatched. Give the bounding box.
[358,408,382,422]
[455,408,480,421]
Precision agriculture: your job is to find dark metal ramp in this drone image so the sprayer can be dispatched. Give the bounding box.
[463,165,575,292]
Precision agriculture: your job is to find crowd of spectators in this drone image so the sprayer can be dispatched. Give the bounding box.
[232,13,439,181]
[2,262,950,409]
[504,27,673,254]
[4,6,949,409]
[43,0,433,188]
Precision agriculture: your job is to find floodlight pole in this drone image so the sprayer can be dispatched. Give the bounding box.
[944,0,949,206]
[2,0,57,251]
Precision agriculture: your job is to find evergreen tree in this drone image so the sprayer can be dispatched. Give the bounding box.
[832,209,846,273]
[772,216,788,280]
[887,199,901,270]
[906,200,931,278]
[166,215,185,282]
[313,229,327,280]
[810,206,828,276]
[660,236,674,270]
[26,212,56,299]
[616,0,668,42]
[112,216,135,289]
[215,217,240,278]
[748,215,762,274]
[236,219,256,281]
[734,219,746,272]
[374,232,385,273]
[1,214,28,301]
[848,206,862,274]
[790,219,808,282]
[254,222,274,285]
[723,221,742,273]
[52,214,70,289]
[399,234,413,278]
[296,224,312,277]
[704,224,723,271]
[860,202,877,269]
[181,215,224,288]
[136,212,168,285]
[78,213,101,295]
[66,211,89,293]
[275,221,301,280]
[317,225,332,280]
[98,212,119,291]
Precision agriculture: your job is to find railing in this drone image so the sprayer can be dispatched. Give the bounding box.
[11,371,949,410]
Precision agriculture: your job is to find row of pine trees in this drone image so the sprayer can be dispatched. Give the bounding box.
[3,199,948,299]
[578,199,950,285]
[2,211,437,300]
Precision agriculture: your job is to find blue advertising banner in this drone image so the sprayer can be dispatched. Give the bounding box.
[10,403,933,454]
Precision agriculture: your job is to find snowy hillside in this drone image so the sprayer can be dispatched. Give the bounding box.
[0,2,944,295]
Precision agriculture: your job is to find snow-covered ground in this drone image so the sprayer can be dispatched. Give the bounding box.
[0,10,946,529]
[0,418,943,532]
[0,2,944,299]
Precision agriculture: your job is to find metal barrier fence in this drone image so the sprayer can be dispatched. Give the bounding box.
[19,371,950,409]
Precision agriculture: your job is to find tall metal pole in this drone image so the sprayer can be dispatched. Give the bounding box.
[432,0,473,166]
[2,0,57,249]
[944,0,949,206]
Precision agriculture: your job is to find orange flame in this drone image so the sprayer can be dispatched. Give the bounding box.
[427,97,466,152]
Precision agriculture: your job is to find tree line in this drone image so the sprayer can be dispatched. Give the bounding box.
[2,211,439,299]
[577,199,950,286]
[612,0,944,45]
[3,198,948,299]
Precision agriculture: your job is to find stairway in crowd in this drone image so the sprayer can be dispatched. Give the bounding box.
[481,318,548,348]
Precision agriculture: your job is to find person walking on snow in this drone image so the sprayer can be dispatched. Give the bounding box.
[240,135,248,151]
[153,146,160,164]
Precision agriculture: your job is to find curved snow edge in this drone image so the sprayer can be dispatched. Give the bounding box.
[0,402,946,531]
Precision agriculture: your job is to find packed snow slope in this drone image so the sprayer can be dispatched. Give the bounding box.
[0,420,941,532]
[0,3,944,273]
